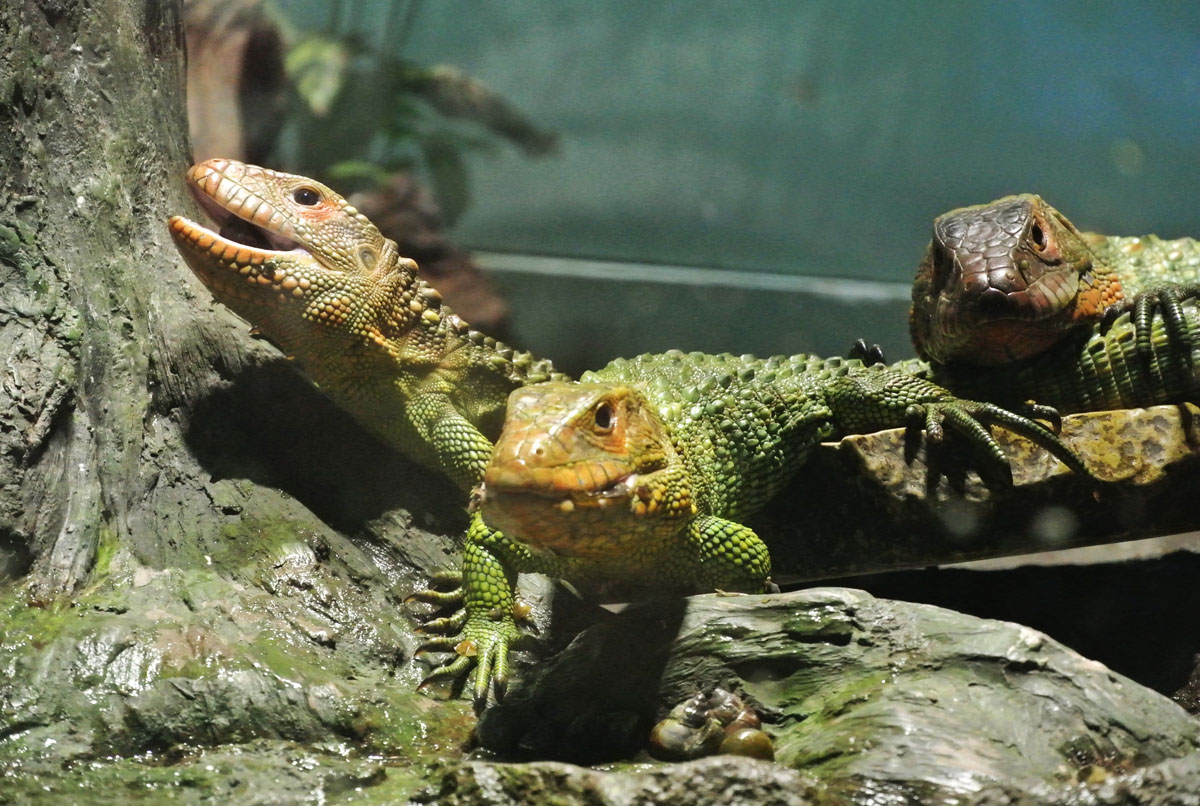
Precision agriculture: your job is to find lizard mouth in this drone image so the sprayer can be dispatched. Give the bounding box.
[475,473,646,559]
[478,471,641,511]
[175,181,307,257]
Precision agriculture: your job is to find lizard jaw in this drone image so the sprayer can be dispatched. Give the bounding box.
[477,471,640,512]
[167,215,308,261]
[476,474,645,558]
[174,179,308,259]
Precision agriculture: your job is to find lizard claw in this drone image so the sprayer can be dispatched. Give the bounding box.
[425,568,465,585]
[417,654,474,700]
[415,611,522,710]
[406,587,464,607]
[472,629,513,709]
[905,398,1091,483]
[1019,400,1062,434]
[848,338,887,367]
[414,635,461,656]
[1120,283,1200,364]
[415,609,467,635]
[405,568,464,607]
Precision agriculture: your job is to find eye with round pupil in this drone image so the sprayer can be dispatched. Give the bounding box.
[594,402,614,431]
[1030,222,1047,251]
[293,187,320,205]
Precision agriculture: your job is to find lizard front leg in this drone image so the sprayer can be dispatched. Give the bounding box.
[824,367,1093,481]
[415,512,563,709]
[1102,281,1200,369]
[407,391,497,492]
[681,515,773,593]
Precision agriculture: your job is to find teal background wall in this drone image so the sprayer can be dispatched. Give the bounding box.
[275,1,1200,370]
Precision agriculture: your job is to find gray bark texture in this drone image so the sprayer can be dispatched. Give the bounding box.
[0,0,474,798]
[1,1,1199,803]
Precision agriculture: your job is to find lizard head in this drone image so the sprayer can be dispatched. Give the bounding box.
[168,159,442,366]
[478,382,696,559]
[910,194,1117,365]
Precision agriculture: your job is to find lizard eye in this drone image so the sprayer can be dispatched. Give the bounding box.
[593,401,614,433]
[293,187,321,206]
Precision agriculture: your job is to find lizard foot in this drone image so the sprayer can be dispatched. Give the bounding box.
[405,568,464,608]
[905,398,1091,484]
[416,613,524,710]
[1102,283,1200,366]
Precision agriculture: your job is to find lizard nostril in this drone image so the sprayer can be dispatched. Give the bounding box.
[930,244,956,294]
[977,287,1012,316]
[1030,223,1046,251]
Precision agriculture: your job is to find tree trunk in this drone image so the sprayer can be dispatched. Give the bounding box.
[0,1,473,794]
[0,0,258,597]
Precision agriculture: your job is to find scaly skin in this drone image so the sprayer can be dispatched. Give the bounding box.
[167,164,1173,711]
[911,194,1200,366]
[922,296,1200,414]
[419,351,1088,706]
[168,159,567,490]
[168,162,574,698]
[439,295,1200,706]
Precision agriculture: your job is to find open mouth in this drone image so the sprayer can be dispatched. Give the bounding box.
[481,471,641,511]
[183,182,306,255]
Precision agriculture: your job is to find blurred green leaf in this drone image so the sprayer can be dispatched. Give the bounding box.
[286,35,349,116]
[326,160,395,189]
[270,9,556,224]
[395,62,559,157]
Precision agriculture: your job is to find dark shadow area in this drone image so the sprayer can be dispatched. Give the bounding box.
[0,527,34,583]
[184,360,466,536]
[757,417,1200,582]
[476,596,690,763]
[812,550,1200,697]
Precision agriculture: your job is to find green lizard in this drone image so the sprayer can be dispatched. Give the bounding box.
[167,161,1093,709]
[422,349,1093,706]
[910,194,1200,367]
[168,158,568,492]
[457,297,1200,706]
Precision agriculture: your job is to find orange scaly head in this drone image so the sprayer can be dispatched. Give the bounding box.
[478,382,696,559]
[910,194,1123,366]
[167,159,442,376]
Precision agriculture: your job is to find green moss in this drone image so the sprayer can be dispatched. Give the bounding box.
[212,517,310,572]
[91,524,120,579]
[0,740,433,805]
[0,222,20,259]
[0,585,75,650]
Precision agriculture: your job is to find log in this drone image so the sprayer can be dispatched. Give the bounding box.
[759,403,1200,582]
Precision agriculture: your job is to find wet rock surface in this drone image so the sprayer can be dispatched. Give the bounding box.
[466,588,1200,805]
[420,756,816,806]
[3,397,1199,803]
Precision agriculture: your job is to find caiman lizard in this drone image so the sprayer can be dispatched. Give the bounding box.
[168,158,568,492]
[168,161,1103,707]
[910,194,1200,367]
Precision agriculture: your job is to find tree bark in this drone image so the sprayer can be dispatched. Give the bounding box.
[2,0,199,596]
[0,1,472,788]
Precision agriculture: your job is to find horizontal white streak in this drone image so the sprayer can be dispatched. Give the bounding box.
[474,251,910,303]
